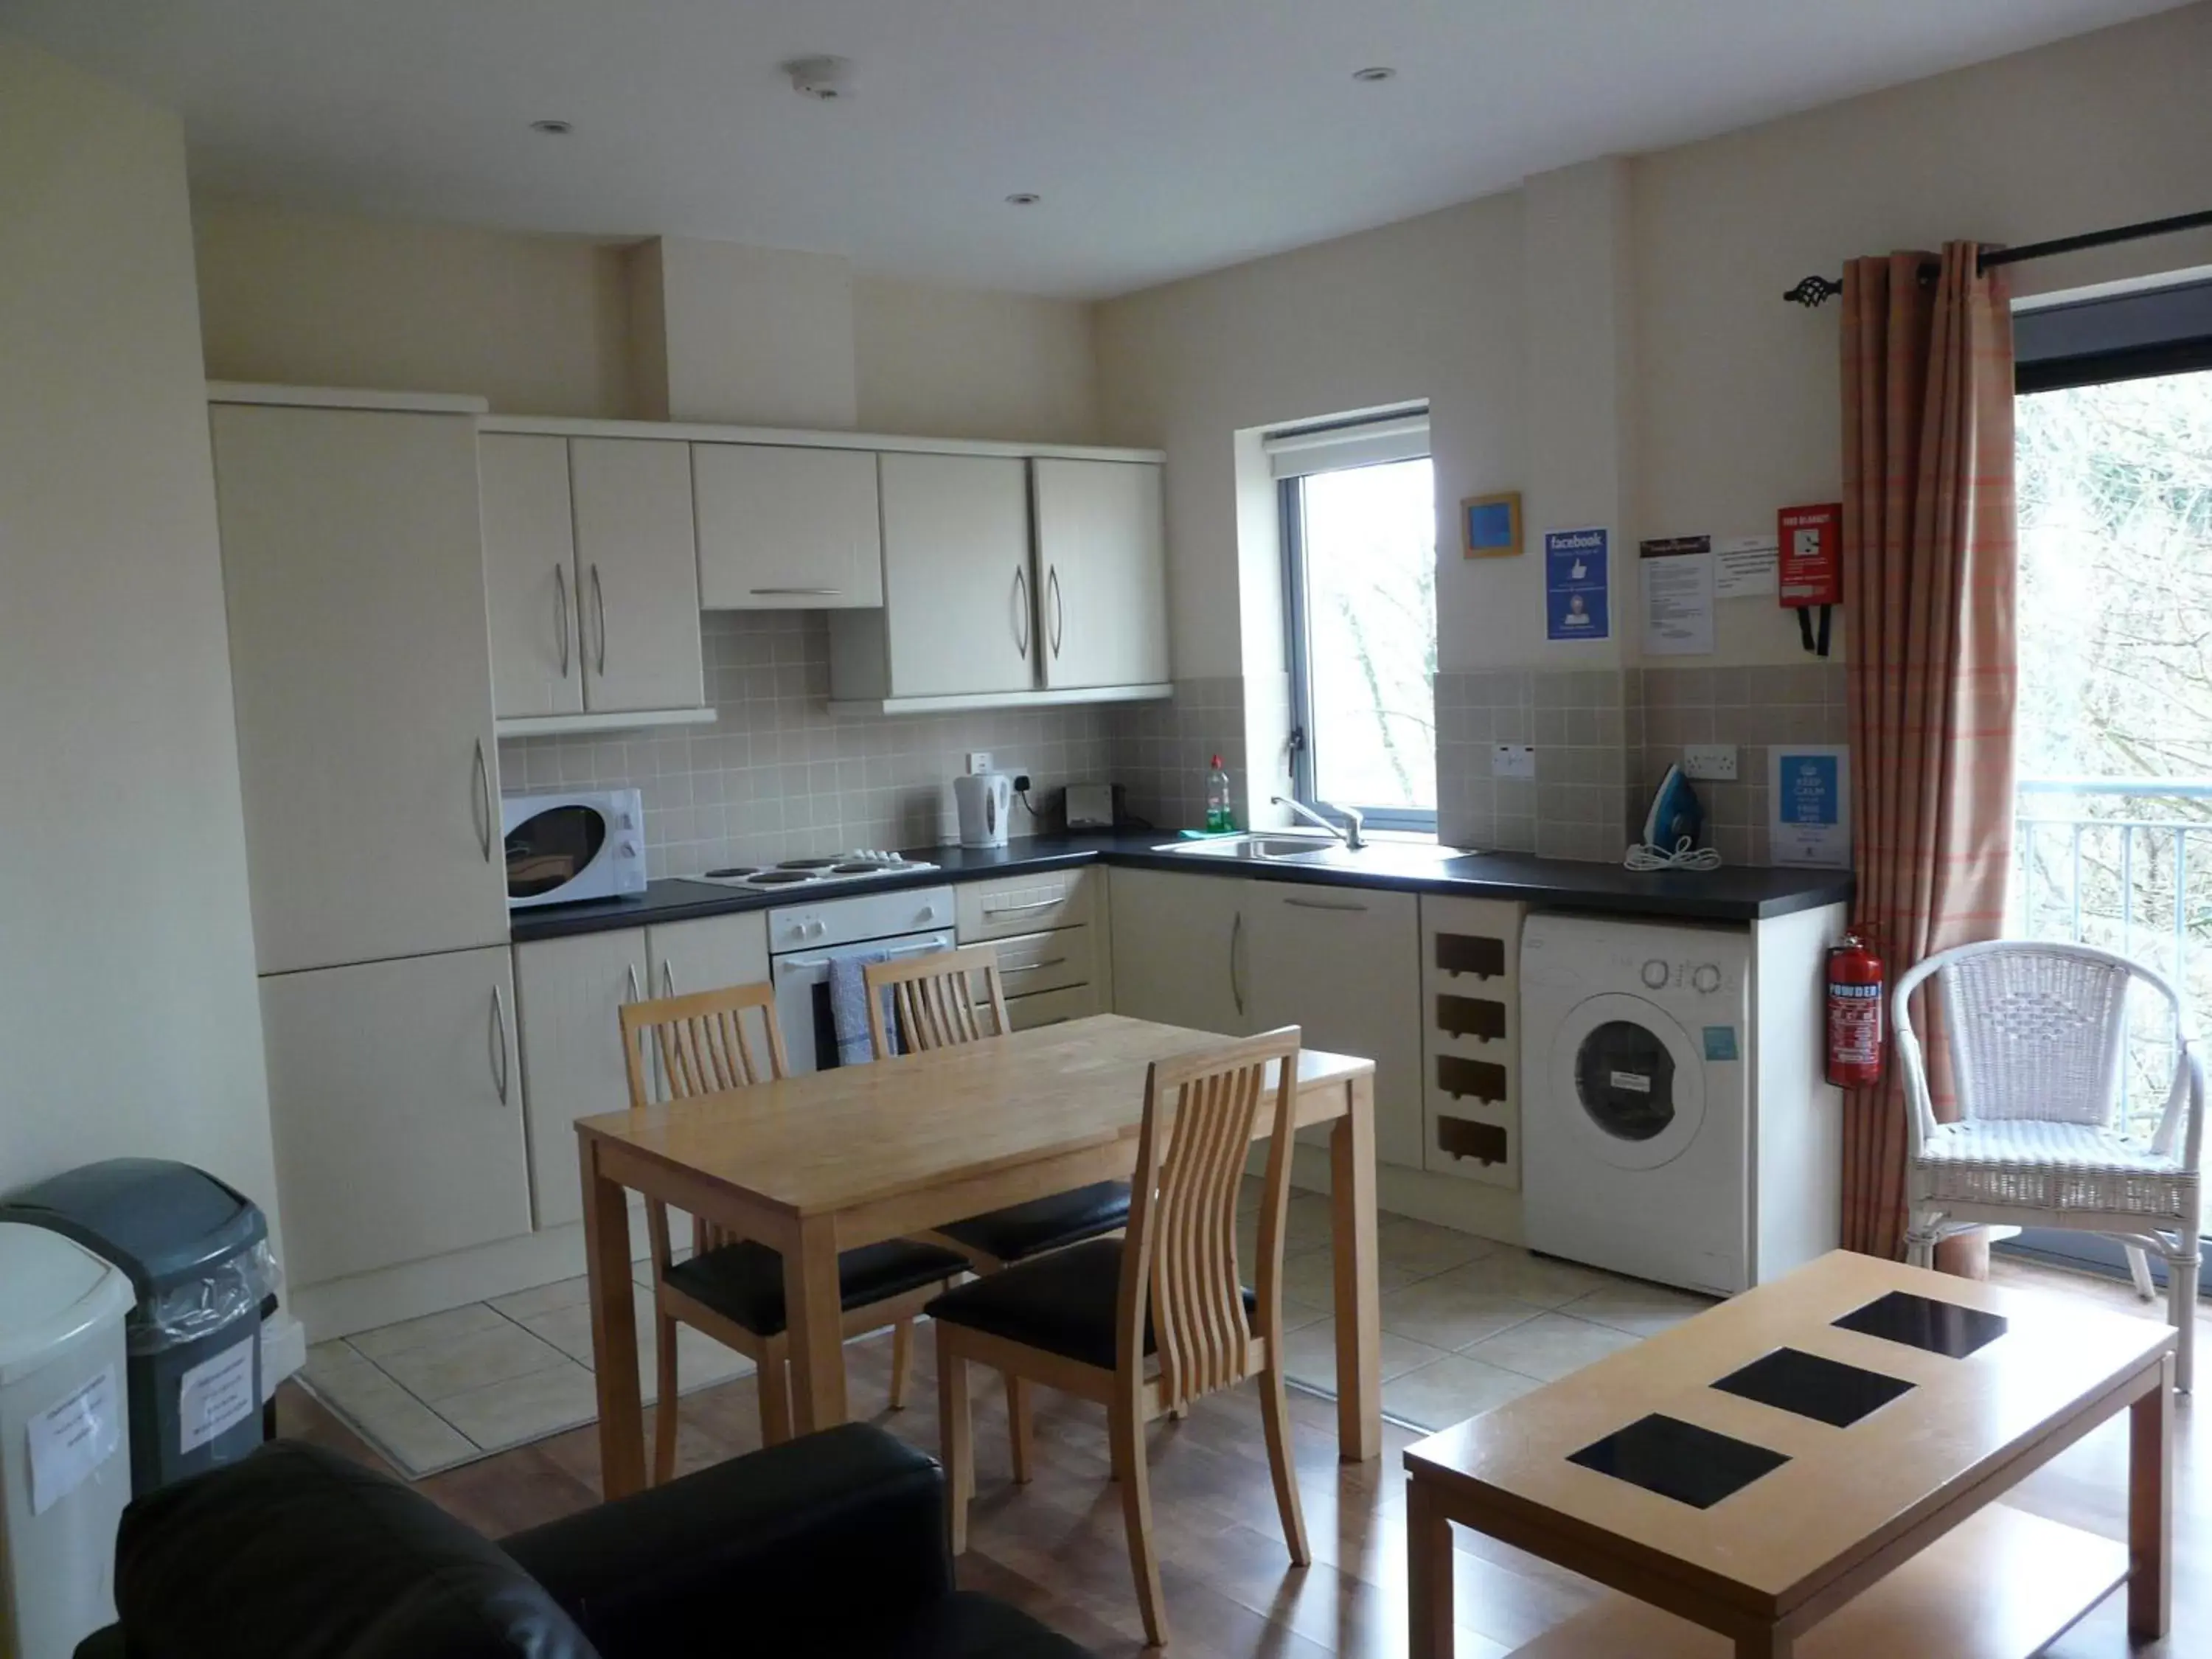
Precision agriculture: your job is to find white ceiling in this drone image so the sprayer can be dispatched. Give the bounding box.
[0,0,2188,298]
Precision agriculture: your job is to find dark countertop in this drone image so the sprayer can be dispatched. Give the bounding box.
[509,831,1852,943]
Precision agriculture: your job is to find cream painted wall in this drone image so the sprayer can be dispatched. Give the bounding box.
[1638,0,2212,665]
[1098,3,2212,675]
[1095,194,1528,676]
[195,196,635,417]
[0,40,283,1239]
[855,276,1099,444]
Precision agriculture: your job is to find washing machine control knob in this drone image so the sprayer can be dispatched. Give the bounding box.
[1640,959,1671,990]
[1692,963,1722,993]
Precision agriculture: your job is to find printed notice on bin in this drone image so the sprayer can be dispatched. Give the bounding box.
[29,1363,120,1515]
[178,1336,257,1454]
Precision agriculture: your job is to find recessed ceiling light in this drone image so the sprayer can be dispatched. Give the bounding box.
[1005,192,1042,207]
[1352,66,1397,83]
[784,56,853,100]
[529,119,573,135]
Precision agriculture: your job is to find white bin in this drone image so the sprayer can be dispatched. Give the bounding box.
[0,1224,133,1659]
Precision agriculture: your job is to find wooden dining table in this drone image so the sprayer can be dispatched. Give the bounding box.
[576,1012,1382,1499]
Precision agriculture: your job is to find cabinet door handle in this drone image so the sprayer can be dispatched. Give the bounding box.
[661,961,677,998]
[983,895,1064,915]
[490,983,512,1105]
[590,563,608,676]
[1047,565,1064,658]
[1229,911,1246,1018]
[1012,566,1031,659]
[1004,956,1069,974]
[472,739,493,863]
[554,564,571,678]
[626,963,641,1004]
[1285,896,1369,913]
[751,587,842,597]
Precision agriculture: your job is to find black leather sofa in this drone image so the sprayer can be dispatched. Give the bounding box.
[76,1424,1088,1659]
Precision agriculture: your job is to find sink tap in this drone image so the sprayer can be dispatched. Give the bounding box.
[1270,795,1367,851]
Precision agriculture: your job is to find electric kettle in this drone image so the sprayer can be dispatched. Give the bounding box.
[953,772,1014,848]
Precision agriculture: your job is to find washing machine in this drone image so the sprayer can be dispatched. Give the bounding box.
[1520,913,1753,1295]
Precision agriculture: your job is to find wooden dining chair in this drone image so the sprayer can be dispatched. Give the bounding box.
[617,981,967,1481]
[926,1027,1312,1648]
[863,945,1132,1274]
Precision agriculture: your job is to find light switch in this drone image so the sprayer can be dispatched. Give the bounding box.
[1492,744,1537,779]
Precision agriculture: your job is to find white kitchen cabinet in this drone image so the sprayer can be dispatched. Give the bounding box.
[647,909,771,1004]
[1108,869,1251,1038]
[1032,459,1169,691]
[569,438,706,715]
[212,404,509,976]
[832,451,1034,701]
[514,928,647,1230]
[481,434,584,720]
[260,946,532,1287]
[1246,883,1423,1168]
[694,444,883,611]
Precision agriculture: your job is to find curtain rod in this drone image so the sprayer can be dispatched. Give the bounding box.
[1781,206,2212,307]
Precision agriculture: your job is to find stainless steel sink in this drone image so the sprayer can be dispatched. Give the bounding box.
[1152,833,1469,866]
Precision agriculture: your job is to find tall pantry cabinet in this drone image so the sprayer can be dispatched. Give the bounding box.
[209,393,531,1290]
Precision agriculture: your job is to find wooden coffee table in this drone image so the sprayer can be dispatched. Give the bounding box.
[1405,1251,2174,1658]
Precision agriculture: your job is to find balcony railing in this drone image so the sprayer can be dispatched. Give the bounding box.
[2012,777,2212,1126]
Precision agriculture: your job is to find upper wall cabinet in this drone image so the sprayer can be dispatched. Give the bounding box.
[212,403,510,976]
[693,443,883,610]
[1033,459,1169,692]
[568,439,708,717]
[481,434,583,720]
[880,451,1037,699]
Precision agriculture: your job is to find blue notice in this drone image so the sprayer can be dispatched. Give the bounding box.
[1545,528,1610,641]
[1781,754,1840,826]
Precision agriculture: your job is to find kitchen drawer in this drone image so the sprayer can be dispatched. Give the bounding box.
[992,925,1093,998]
[956,866,1096,942]
[1007,982,1099,1032]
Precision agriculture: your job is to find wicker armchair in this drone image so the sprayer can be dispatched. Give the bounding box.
[1895,939,2203,1392]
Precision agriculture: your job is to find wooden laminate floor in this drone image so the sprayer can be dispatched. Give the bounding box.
[276,1256,2208,1658]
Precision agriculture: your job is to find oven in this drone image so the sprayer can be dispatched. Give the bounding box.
[501,789,647,909]
[768,886,957,1074]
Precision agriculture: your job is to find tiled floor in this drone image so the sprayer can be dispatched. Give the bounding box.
[1242,1182,1713,1431]
[300,1258,749,1476]
[306,1185,1711,1475]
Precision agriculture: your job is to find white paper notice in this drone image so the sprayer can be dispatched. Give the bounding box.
[28,1363,120,1516]
[1642,551,1715,655]
[1714,535,1779,599]
[178,1336,257,1453]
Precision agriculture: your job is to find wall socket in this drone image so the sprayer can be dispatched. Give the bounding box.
[1683,744,1739,782]
[1492,744,1537,779]
[964,751,992,775]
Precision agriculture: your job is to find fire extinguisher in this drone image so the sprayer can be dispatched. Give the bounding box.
[1826,931,1885,1088]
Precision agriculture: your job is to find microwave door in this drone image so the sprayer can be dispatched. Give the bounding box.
[504,801,608,907]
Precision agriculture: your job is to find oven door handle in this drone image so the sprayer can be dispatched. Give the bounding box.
[779,939,950,975]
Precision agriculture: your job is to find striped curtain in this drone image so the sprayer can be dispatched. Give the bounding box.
[1838,243,2018,1269]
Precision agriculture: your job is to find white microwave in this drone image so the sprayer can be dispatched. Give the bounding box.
[501,789,647,909]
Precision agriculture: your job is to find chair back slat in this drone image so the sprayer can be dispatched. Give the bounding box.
[864,944,1010,1058]
[1938,945,2143,1127]
[1120,1029,1301,1411]
[618,981,790,1254]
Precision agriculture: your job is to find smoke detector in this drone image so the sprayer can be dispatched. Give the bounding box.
[784,56,853,101]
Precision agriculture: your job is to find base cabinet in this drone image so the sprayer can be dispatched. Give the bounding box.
[1246,883,1423,1167]
[514,928,648,1230]
[646,911,771,1004]
[260,947,532,1287]
[1419,897,1525,1189]
[1107,869,1250,1037]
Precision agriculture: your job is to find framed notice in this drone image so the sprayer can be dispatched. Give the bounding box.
[1768,744,1851,868]
[1461,492,1522,558]
[1544,528,1610,641]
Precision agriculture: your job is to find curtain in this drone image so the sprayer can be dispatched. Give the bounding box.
[1838,243,2018,1270]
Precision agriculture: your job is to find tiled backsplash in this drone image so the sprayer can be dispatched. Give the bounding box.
[501,627,1850,877]
[498,612,1118,878]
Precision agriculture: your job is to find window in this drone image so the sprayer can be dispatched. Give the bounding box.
[1273,410,1436,831]
[2008,277,2212,1295]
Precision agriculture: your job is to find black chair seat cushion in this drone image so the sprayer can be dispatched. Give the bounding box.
[939,1181,1131,1263]
[664,1237,967,1338]
[109,1440,597,1659]
[923,1237,1254,1372]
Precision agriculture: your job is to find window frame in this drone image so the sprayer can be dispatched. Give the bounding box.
[1279,456,1439,835]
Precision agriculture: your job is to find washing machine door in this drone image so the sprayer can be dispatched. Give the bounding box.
[1550,992,1706,1171]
